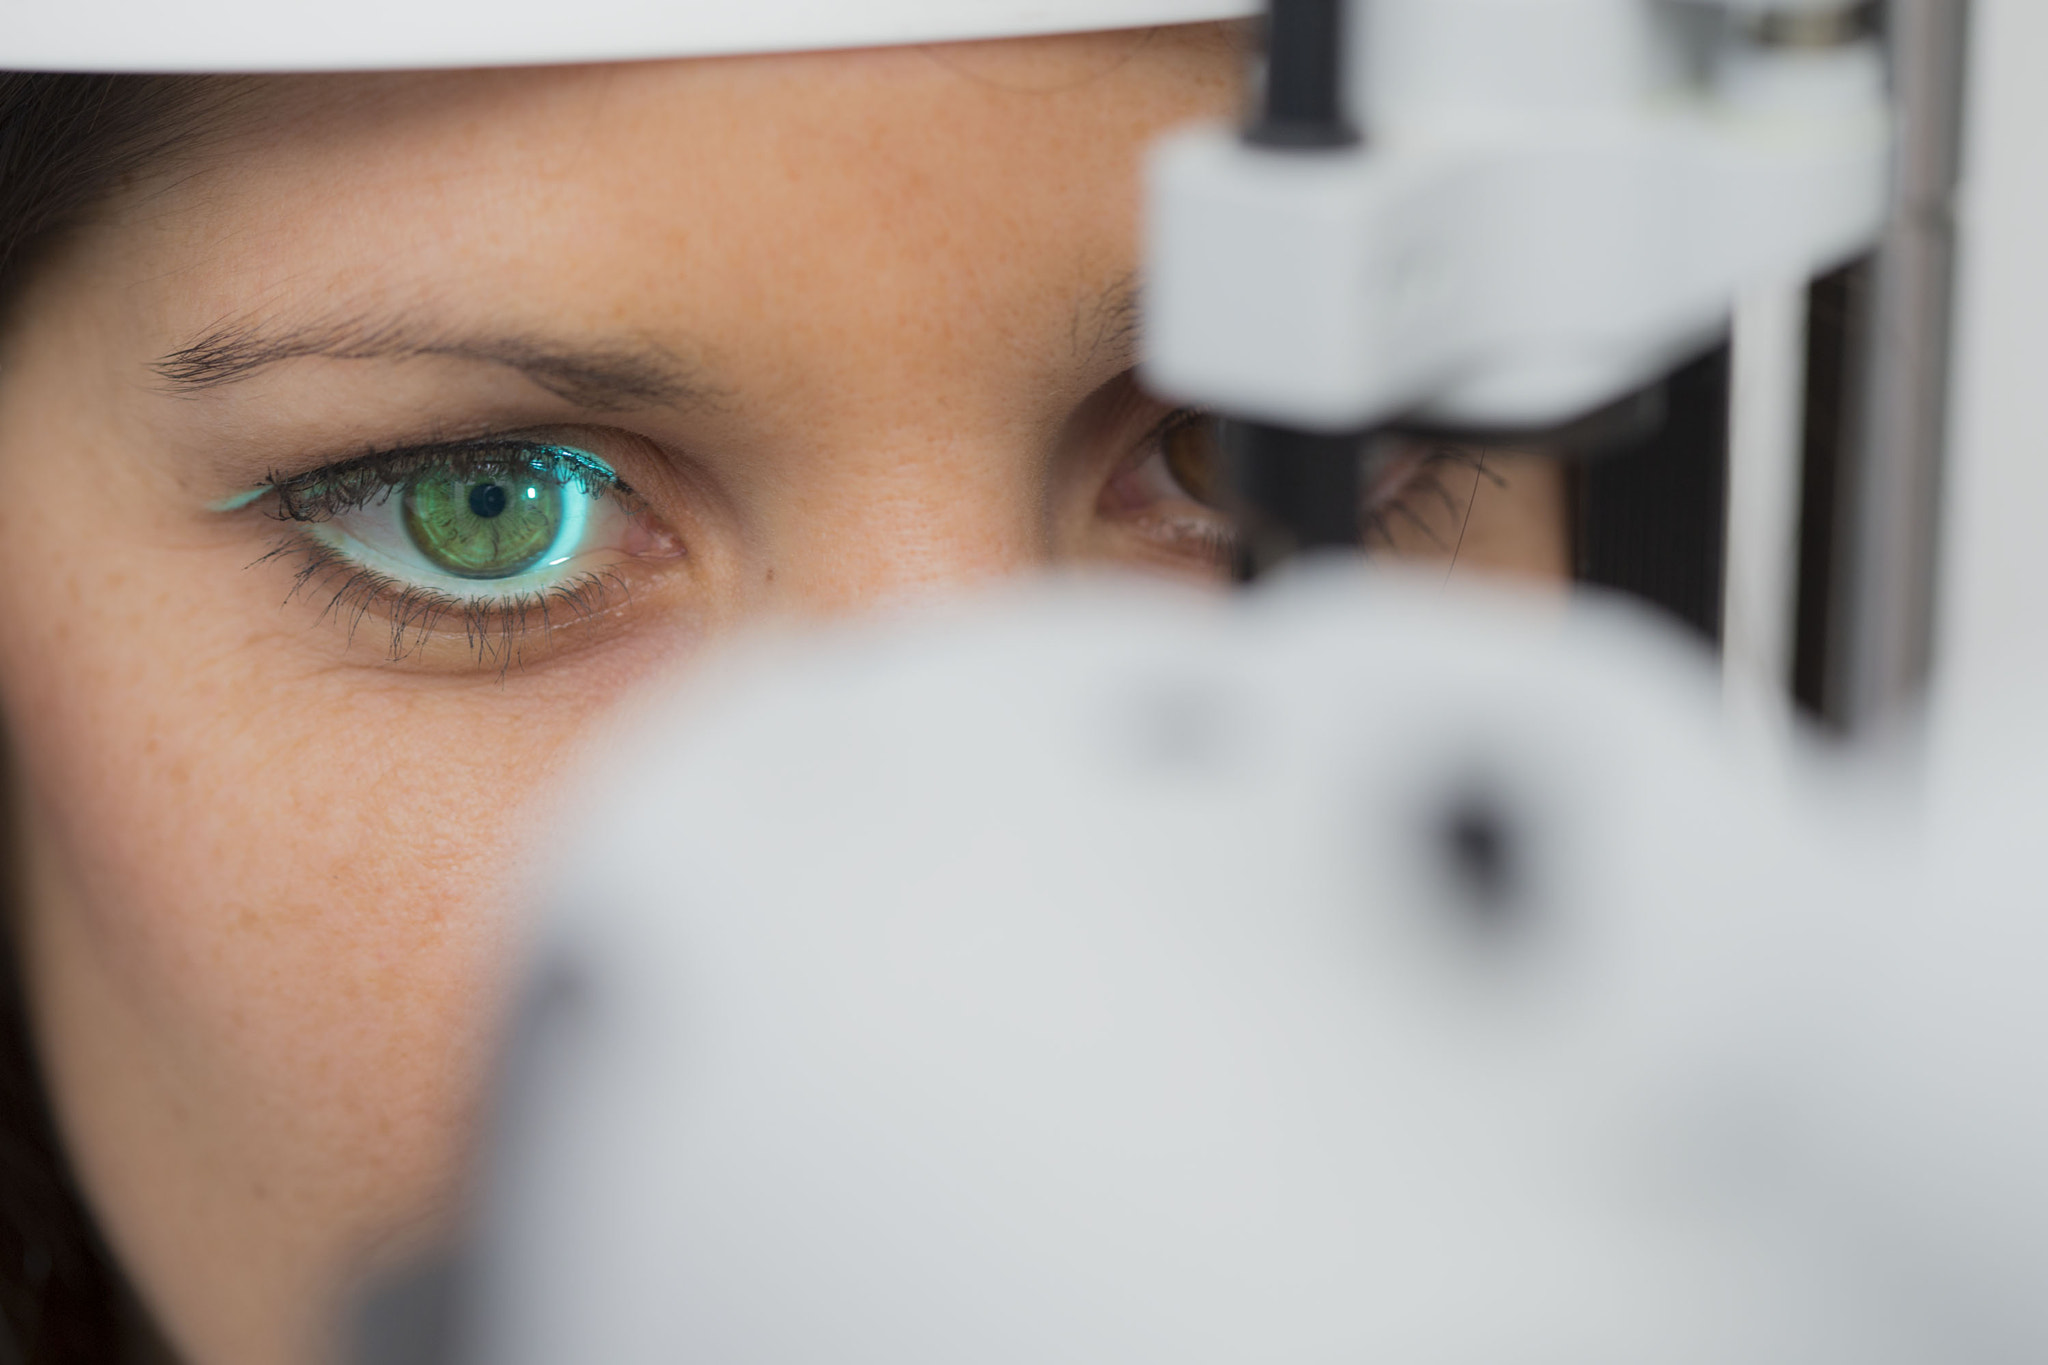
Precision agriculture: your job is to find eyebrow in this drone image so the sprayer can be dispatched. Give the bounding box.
[1075,272,1142,369]
[152,314,716,412]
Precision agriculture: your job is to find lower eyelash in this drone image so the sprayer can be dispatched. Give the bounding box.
[258,536,629,671]
[1146,512,1239,567]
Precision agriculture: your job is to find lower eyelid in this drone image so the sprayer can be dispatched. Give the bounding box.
[263,535,639,669]
[306,516,630,603]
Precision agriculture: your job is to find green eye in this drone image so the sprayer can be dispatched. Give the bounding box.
[401,468,575,579]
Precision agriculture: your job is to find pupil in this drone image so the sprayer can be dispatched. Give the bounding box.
[468,482,509,519]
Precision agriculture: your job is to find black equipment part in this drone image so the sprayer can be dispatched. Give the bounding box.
[1247,0,1359,149]
[1574,347,1732,646]
[1224,422,1367,580]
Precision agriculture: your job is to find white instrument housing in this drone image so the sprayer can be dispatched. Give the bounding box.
[0,0,1257,72]
[432,575,2048,1365]
[1143,0,1891,429]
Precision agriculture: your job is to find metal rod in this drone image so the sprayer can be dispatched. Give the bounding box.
[1232,0,1365,579]
[1724,281,1811,741]
[1833,0,1972,734]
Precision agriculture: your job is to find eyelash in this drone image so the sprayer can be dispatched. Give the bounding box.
[1361,443,1504,554]
[243,424,1500,666]
[1144,411,1501,562]
[252,439,648,669]
[265,440,633,521]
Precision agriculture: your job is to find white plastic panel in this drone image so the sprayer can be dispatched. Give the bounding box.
[1143,4,1887,432]
[0,0,1257,74]
[446,572,2048,1365]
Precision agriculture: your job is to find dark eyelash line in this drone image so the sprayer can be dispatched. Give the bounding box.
[1151,406,1209,446]
[1146,413,1496,564]
[256,536,632,674]
[263,439,632,524]
[1360,443,1502,554]
[249,422,1499,665]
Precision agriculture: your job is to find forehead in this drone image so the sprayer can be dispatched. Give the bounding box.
[107,34,1241,406]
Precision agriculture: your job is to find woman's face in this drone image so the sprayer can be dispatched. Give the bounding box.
[0,32,1564,1365]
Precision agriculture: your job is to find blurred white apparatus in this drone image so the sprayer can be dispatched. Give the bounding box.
[310,3,2036,1360]
[19,0,2019,1355]
[1144,0,1890,431]
[0,0,1259,71]
[413,573,2045,1365]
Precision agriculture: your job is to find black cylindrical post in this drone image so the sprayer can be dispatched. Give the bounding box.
[1226,422,1364,579]
[1230,0,1365,578]
[1248,0,1358,148]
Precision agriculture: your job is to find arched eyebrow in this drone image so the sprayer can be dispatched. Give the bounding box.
[152,314,717,412]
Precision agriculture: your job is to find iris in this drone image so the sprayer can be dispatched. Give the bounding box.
[402,468,568,578]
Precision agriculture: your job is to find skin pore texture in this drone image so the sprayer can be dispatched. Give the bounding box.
[0,32,1568,1365]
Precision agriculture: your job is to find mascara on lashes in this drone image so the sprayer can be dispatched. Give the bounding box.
[207,442,625,516]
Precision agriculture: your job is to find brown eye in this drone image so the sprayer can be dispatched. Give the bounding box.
[1161,413,1226,508]
[1094,407,1241,574]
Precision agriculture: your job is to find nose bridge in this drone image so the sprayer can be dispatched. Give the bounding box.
[754,428,1054,614]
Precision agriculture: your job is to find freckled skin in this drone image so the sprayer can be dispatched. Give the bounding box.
[0,31,1564,1365]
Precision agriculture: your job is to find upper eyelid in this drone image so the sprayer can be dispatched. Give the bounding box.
[256,439,635,522]
[273,438,630,495]
[1113,406,1211,480]
[1134,405,1208,452]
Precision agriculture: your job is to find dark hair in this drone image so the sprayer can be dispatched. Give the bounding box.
[0,75,213,309]
[0,73,207,1364]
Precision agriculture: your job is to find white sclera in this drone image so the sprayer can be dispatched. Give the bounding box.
[313,465,615,600]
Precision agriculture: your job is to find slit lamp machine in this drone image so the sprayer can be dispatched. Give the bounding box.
[12,1,2040,1361]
